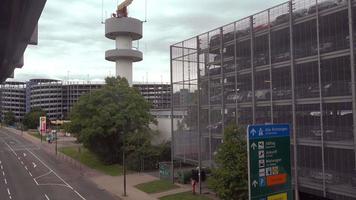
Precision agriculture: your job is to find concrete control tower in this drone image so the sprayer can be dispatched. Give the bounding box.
[105,0,142,85]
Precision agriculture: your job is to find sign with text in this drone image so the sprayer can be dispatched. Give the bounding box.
[247,124,293,200]
[39,116,46,133]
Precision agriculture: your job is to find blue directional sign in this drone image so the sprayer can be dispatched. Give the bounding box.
[247,124,293,200]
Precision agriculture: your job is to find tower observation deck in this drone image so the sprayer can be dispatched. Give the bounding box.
[105,0,142,86]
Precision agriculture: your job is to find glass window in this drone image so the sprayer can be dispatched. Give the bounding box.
[255,106,271,124]
[293,19,317,58]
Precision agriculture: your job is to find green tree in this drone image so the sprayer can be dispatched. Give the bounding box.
[23,107,46,129]
[208,125,248,200]
[68,77,156,164]
[4,111,16,126]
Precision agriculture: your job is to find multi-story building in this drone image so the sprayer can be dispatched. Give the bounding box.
[171,0,356,199]
[133,83,171,109]
[0,81,26,121]
[1,79,172,121]
[27,79,63,120]
[62,82,103,119]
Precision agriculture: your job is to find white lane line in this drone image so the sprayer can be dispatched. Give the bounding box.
[17,157,20,160]
[33,179,38,185]
[27,150,86,199]
[24,166,28,171]
[23,153,27,157]
[4,178,7,184]
[7,188,10,195]
[9,195,12,199]
[4,142,17,156]
[2,171,5,176]
[74,190,86,200]
[0,165,3,170]
[29,172,33,177]
[32,162,37,168]
[44,194,50,200]
[0,160,2,164]
[21,161,24,165]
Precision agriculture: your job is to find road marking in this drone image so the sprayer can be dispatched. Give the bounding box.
[1,130,87,200]
[4,178,7,184]
[9,195,12,199]
[23,153,27,157]
[21,161,24,165]
[24,166,28,171]
[32,162,37,168]
[29,172,33,177]
[2,171,5,176]
[45,194,50,200]
[7,188,10,195]
[1,165,3,170]
[17,157,20,160]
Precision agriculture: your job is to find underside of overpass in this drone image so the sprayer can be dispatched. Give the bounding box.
[0,0,46,83]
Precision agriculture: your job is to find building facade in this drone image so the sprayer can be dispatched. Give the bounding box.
[0,81,26,120]
[1,80,172,121]
[133,83,171,109]
[171,0,356,199]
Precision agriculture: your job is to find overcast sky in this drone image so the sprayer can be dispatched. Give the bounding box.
[10,0,286,83]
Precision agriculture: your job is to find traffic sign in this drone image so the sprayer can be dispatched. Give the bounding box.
[247,124,293,200]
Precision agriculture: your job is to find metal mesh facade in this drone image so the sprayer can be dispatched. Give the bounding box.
[170,0,356,199]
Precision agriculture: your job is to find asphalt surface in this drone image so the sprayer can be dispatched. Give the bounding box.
[0,128,118,200]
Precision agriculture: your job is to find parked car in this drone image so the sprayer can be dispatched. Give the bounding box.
[311,170,340,184]
[271,9,307,26]
[255,89,271,101]
[311,41,334,54]
[273,51,290,62]
[308,0,338,14]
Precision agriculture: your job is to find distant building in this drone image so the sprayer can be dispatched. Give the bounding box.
[0,81,26,120]
[0,80,171,121]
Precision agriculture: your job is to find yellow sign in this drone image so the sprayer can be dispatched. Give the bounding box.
[267,193,287,200]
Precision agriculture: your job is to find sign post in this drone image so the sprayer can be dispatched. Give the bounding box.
[247,124,293,200]
[39,116,46,143]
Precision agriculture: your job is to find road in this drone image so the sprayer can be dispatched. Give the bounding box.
[0,128,118,200]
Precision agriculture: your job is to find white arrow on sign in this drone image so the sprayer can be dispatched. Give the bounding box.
[32,162,37,168]
[250,128,257,136]
[251,143,257,150]
[252,180,258,188]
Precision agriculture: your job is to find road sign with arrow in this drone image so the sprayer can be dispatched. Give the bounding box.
[247,124,293,200]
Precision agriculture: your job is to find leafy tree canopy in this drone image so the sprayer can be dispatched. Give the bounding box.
[68,77,156,164]
[23,107,46,129]
[208,125,248,200]
[4,111,16,126]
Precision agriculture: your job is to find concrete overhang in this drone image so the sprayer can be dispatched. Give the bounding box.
[0,0,47,83]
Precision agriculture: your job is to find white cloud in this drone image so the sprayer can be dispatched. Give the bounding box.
[10,0,286,83]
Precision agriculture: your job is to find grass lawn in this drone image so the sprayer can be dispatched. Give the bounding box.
[135,180,179,194]
[59,146,123,176]
[28,131,42,140]
[159,192,212,200]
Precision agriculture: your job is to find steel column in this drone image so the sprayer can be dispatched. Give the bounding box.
[196,36,203,195]
[250,16,256,124]
[170,45,175,184]
[289,1,299,199]
[315,0,327,196]
[347,0,356,171]
[234,22,239,126]
[268,9,274,123]
[220,27,225,133]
